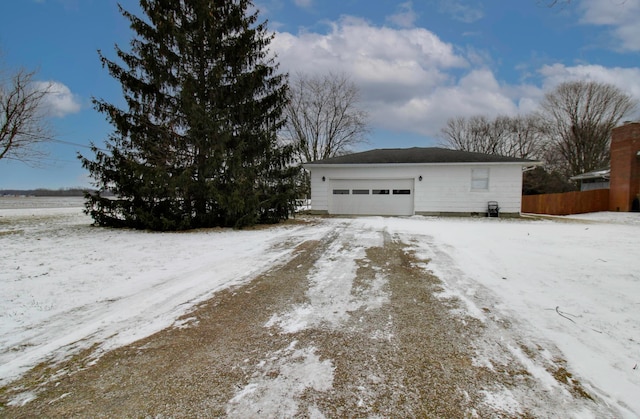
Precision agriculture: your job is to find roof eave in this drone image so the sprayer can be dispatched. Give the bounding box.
[303,161,541,169]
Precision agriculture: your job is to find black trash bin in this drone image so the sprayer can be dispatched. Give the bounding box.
[487,201,500,217]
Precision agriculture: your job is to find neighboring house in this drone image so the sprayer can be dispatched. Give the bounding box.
[570,169,610,192]
[302,147,539,217]
[566,121,640,211]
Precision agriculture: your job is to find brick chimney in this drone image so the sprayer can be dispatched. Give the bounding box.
[610,122,640,212]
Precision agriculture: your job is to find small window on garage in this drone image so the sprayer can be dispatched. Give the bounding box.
[372,189,390,195]
[352,189,369,195]
[332,189,350,195]
[471,168,490,191]
[393,189,411,195]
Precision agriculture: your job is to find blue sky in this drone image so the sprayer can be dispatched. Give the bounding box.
[1,0,639,189]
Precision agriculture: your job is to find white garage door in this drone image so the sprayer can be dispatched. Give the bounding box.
[329,179,414,216]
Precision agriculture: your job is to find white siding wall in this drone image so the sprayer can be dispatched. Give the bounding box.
[415,164,524,213]
[308,164,525,214]
[309,168,330,212]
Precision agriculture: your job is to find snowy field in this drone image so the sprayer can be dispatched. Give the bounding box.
[0,197,334,387]
[1,197,639,417]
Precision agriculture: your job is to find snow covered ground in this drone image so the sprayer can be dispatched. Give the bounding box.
[355,214,640,418]
[0,197,334,388]
[1,197,639,417]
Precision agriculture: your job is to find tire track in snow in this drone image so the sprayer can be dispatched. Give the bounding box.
[1,218,622,418]
[264,222,386,333]
[227,220,389,417]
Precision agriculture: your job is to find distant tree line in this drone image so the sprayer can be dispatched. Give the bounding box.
[440,80,638,194]
[0,188,112,197]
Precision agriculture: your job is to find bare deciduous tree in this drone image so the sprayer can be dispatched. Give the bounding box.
[440,115,495,154]
[538,80,637,176]
[440,114,546,159]
[283,72,368,163]
[0,66,52,163]
[504,114,548,160]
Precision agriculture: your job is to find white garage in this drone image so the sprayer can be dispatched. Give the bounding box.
[303,147,539,217]
[329,179,414,216]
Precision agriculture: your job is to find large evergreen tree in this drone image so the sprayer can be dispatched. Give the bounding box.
[80,0,296,230]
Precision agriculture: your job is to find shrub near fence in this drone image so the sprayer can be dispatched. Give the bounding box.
[521,189,610,215]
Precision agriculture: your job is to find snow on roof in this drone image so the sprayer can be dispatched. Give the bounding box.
[570,168,611,181]
[304,147,539,165]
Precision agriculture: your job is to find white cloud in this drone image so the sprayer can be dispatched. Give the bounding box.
[34,81,82,118]
[386,2,418,28]
[366,69,525,137]
[539,63,640,92]
[578,0,640,51]
[272,18,530,138]
[538,63,640,108]
[438,0,484,23]
[273,16,467,78]
[271,16,640,141]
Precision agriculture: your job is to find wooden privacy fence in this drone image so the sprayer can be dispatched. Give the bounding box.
[521,189,610,215]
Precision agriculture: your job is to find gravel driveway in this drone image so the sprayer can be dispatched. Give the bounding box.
[0,220,617,417]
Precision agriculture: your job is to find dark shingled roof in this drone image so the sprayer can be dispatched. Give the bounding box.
[305,147,537,165]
